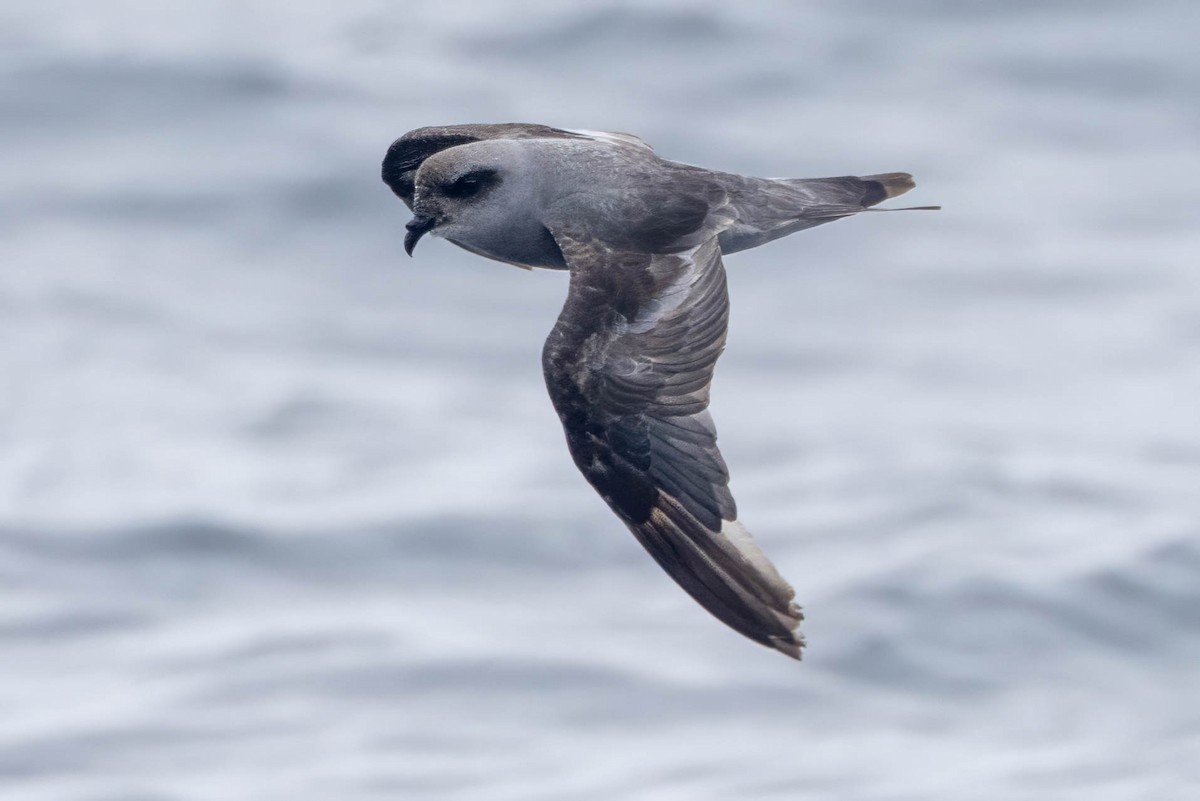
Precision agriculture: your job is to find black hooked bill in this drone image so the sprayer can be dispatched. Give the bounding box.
[404,216,436,256]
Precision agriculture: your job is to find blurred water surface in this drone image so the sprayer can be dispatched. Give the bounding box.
[2,1,1199,799]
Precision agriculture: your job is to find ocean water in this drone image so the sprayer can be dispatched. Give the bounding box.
[3,1,1199,799]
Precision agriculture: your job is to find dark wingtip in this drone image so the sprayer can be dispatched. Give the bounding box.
[381,137,417,205]
[381,128,483,206]
[771,634,805,660]
[623,503,807,661]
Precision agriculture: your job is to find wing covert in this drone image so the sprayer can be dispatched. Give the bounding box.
[541,228,804,658]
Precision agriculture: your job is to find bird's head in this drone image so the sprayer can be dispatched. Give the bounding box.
[403,140,537,258]
[382,123,587,211]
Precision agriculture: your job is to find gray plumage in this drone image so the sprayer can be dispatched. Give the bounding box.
[383,123,934,268]
[383,125,936,659]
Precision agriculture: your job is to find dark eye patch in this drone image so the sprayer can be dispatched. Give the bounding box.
[444,168,499,199]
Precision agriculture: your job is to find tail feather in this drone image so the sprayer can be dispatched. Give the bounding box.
[860,172,916,205]
[718,170,940,254]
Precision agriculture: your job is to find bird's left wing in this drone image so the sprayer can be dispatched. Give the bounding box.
[541,226,804,658]
[561,128,656,151]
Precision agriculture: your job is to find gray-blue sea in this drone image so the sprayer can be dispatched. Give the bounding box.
[3,2,1199,799]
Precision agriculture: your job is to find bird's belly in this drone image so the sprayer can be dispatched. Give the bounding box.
[447,225,568,271]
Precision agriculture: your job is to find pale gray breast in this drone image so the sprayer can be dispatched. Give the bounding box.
[446,230,567,271]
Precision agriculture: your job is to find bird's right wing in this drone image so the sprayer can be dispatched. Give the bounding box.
[540,225,803,658]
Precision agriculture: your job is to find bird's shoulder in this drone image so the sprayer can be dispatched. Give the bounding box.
[536,151,733,257]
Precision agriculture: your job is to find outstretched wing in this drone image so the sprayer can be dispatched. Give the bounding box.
[541,228,804,658]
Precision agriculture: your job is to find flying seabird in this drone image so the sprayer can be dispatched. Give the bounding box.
[382,124,936,659]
